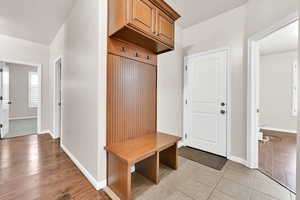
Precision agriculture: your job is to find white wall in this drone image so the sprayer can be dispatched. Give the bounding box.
[259,51,298,132]
[0,34,51,132]
[183,6,246,159]
[49,0,107,189]
[157,24,184,137]
[8,63,37,119]
[246,0,298,38]
[297,5,300,199]
[63,0,99,179]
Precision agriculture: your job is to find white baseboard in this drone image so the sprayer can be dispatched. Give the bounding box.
[39,130,60,140]
[61,144,106,190]
[39,130,55,138]
[260,127,297,134]
[178,141,185,148]
[39,130,51,135]
[9,116,37,120]
[227,155,249,168]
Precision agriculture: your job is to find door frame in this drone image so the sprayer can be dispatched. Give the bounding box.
[183,47,232,158]
[0,59,42,135]
[247,12,298,168]
[53,56,63,139]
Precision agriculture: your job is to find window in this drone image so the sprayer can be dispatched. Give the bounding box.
[292,61,298,116]
[28,72,40,107]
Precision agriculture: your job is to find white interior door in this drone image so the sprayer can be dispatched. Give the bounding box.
[0,62,10,138]
[54,59,62,138]
[186,50,228,157]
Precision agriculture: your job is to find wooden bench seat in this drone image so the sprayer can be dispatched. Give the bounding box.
[106,132,181,200]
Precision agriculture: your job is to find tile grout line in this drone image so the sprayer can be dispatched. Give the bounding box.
[221,168,291,200]
[205,166,228,200]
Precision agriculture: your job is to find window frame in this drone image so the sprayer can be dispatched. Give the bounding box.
[292,61,298,117]
[28,71,40,108]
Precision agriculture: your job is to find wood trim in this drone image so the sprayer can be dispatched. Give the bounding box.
[108,38,157,66]
[114,26,174,54]
[149,0,180,20]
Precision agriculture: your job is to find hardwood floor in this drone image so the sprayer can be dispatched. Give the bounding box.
[259,129,296,192]
[0,134,111,200]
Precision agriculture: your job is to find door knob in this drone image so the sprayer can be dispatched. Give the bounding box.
[220,110,226,114]
[221,102,226,106]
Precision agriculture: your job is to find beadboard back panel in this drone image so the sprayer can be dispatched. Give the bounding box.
[107,51,157,145]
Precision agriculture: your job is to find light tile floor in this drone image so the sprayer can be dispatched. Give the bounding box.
[132,157,296,200]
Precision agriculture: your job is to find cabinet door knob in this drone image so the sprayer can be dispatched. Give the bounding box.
[147,56,151,60]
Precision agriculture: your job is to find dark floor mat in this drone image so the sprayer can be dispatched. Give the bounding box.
[179,146,227,170]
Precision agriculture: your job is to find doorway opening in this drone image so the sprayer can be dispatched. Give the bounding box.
[247,14,298,192]
[53,57,62,139]
[0,61,41,139]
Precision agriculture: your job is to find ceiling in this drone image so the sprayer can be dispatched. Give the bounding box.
[0,0,75,45]
[0,0,253,45]
[259,21,298,55]
[165,0,248,28]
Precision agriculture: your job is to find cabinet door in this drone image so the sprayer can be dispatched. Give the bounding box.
[156,10,174,46]
[128,0,156,36]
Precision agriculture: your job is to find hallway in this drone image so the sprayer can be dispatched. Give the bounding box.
[0,134,296,200]
[259,130,297,192]
[0,134,110,200]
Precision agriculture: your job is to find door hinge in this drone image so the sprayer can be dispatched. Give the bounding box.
[185,133,187,139]
[0,96,2,101]
[185,99,188,105]
[0,69,3,73]
[185,65,188,71]
[0,124,3,128]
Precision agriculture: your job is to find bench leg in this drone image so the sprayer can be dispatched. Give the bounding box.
[159,143,178,170]
[107,153,132,200]
[135,152,159,184]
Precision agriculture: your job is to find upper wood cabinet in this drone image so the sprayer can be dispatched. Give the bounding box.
[109,0,180,54]
[129,0,156,35]
[156,9,174,46]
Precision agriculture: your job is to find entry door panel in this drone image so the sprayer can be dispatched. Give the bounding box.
[0,63,10,138]
[187,51,227,157]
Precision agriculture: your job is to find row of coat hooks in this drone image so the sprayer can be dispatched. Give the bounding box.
[121,46,151,60]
